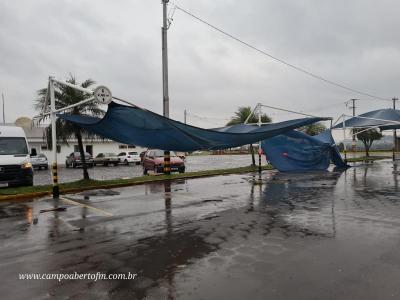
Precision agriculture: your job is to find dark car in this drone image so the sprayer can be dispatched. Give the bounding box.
[142,149,185,174]
[94,153,119,166]
[65,152,94,168]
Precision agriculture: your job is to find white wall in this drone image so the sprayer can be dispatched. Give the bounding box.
[30,140,145,165]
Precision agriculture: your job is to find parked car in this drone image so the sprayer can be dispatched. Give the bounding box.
[30,153,48,170]
[0,125,33,187]
[94,153,119,166]
[139,151,147,164]
[118,151,141,165]
[65,152,94,168]
[142,149,185,174]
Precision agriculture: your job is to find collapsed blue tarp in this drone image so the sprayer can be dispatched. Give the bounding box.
[332,109,400,130]
[58,102,329,152]
[261,129,348,172]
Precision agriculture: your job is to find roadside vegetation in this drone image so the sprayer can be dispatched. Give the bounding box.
[351,128,383,157]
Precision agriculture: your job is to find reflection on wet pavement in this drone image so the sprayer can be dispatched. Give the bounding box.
[0,160,399,299]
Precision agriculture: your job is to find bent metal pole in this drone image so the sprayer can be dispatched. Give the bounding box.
[49,77,59,199]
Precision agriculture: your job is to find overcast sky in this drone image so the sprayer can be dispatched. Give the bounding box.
[1,0,399,131]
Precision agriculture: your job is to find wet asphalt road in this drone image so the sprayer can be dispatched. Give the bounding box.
[1,160,399,299]
[33,154,258,185]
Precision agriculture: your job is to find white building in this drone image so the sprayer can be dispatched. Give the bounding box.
[16,117,146,165]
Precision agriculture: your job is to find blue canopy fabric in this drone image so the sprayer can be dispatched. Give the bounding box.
[332,109,400,130]
[261,129,348,172]
[58,102,329,152]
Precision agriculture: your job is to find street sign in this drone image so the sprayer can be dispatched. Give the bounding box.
[94,86,112,104]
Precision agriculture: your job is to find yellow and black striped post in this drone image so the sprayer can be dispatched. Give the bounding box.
[163,150,171,175]
[52,162,60,199]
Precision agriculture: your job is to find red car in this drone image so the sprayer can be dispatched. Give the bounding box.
[143,149,185,174]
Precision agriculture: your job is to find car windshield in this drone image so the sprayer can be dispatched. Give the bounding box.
[104,153,117,157]
[75,152,91,157]
[153,150,176,157]
[0,137,28,155]
[128,152,138,155]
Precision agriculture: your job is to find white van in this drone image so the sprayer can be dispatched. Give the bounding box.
[0,125,33,187]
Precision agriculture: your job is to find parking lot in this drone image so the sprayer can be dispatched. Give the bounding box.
[1,160,399,299]
[33,154,257,185]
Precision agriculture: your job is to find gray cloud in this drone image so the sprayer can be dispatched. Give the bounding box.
[0,0,399,132]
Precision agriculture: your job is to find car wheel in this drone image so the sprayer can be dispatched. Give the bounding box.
[72,162,76,168]
[143,167,148,175]
[179,167,186,173]
[45,165,48,170]
[124,159,129,166]
[65,162,69,168]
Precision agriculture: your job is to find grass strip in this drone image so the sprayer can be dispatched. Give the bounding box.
[0,165,273,200]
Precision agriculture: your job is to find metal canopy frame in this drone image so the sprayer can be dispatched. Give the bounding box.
[332,113,400,162]
[32,76,118,199]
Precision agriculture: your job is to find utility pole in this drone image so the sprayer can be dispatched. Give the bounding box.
[1,93,5,124]
[393,97,398,161]
[184,109,187,124]
[349,99,357,152]
[162,0,171,175]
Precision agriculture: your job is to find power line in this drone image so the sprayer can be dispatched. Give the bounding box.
[172,3,391,102]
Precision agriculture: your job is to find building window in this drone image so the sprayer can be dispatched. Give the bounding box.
[119,145,127,149]
[74,145,79,152]
[127,145,136,149]
[41,145,48,150]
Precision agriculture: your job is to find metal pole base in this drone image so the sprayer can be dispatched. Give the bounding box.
[53,186,60,199]
[163,150,171,175]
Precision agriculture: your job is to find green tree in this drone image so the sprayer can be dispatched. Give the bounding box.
[226,106,272,165]
[299,122,327,136]
[352,128,383,157]
[35,75,105,180]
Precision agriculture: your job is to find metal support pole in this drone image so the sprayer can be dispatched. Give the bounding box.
[184,109,187,124]
[49,77,59,198]
[162,0,171,175]
[393,97,398,161]
[342,115,347,163]
[257,103,262,173]
[351,99,357,152]
[1,93,5,124]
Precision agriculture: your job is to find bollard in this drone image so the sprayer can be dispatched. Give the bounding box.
[163,150,171,175]
[258,153,262,173]
[52,162,60,199]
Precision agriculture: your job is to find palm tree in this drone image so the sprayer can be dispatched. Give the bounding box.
[226,106,272,165]
[34,75,105,180]
[299,122,327,136]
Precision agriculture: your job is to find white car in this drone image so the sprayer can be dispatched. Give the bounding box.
[30,153,49,170]
[118,151,141,165]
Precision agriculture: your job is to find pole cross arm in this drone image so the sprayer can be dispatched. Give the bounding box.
[51,78,95,95]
